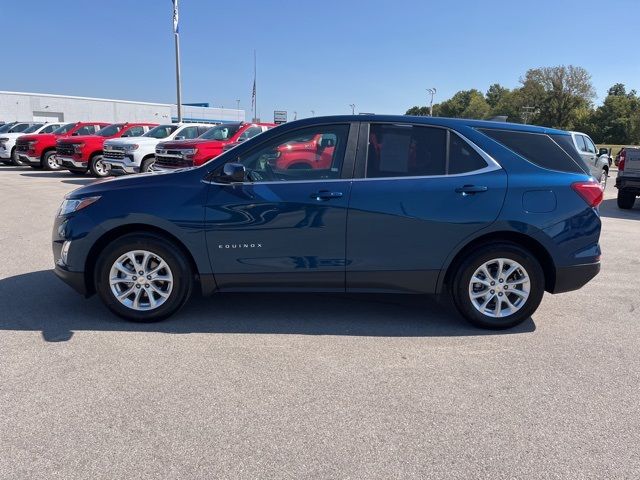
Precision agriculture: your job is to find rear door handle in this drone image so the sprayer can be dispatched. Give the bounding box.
[311,190,343,201]
[455,185,488,196]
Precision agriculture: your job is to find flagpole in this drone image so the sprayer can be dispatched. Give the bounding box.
[253,50,257,122]
[173,0,183,122]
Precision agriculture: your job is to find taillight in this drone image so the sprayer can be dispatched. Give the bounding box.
[572,181,603,208]
[619,152,626,171]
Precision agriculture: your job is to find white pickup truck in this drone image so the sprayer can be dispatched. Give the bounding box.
[0,122,62,165]
[103,123,212,174]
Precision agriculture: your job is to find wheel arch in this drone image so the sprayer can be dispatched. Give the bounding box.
[439,230,557,294]
[84,223,204,296]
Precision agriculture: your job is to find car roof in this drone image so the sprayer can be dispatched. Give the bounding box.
[286,114,569,136]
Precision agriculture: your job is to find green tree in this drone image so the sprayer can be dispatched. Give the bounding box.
[486,84,509,109]
[589,85,640,144]
[437,89,490,119]
[405,106,430,116]
[519,65,595,129]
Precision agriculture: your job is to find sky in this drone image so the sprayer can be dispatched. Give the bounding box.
[2,0,639,121]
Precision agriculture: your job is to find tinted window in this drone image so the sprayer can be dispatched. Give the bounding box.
[179,126,200,139]
[53,123,76,135]
[122,126,145,137]
[9,123,31,133]
[74,125,99,136]
[197,126,210,136]
[40,124,60,133]
[237,126,263,141]
[23,124,44,134]
[367,124,446,178]
[478,128,586,174]
[0,123,15,133]
[583,135,597,154]
[96,124,124,137]
[449,132,487,174]
[574,134,587,152]
[231,124,350,182]
[143,125,177,139]
[200,124,241,140]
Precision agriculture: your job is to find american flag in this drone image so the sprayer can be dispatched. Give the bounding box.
[172,0,179,34]
[251,78,256,109]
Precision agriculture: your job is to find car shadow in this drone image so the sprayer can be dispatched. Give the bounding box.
[0,165,32,171]
[19,171,96,185]
[599,197,640,219]
[0,270,536,342]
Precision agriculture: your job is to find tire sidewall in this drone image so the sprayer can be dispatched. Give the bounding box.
[42,151,60,171]
[95,234,193,322]
[140,157,155,173]
[90,154,110,177]
[452,243,545,329]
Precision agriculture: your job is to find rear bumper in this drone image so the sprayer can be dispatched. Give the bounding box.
[550,262,600,294]
[615,176,640,192]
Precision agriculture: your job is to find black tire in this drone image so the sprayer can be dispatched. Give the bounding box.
[140,157,155,173]
[95,233,193,322]
[42,150,61,171]
[89,154,110,177]
[451,243,545,329]
[11,147,26,166]
[617,191,636,209]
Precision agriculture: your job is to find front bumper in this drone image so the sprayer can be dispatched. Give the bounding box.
[103,158,139,174]
[551,262,600,294]
[57,155,87,169]
[0,145,11,159]
[54,262,87,295]
[18,153,41,166]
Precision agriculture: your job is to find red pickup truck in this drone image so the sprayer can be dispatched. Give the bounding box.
[56,122,157,176]
[270,132,337,170]
[16,122,109,170]
[154,122,274,169]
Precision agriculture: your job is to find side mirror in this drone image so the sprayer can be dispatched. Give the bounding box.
[598,148,609,156]
[217,162,245,183]
[174,135,185,140]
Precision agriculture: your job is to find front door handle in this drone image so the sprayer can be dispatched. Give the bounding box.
[311,190,343,201]
[455,185,488,196]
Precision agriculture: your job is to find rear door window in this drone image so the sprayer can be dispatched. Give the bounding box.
[122,126,145,137]
[180,126,200,139]
[574,134,587,152]
[478,128,588,174]
[448,132,488,174]
[583,136,597,154]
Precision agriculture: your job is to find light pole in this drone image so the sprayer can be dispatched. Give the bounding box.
[293,111,297,120]
[349,104,356,115]
[311,110,315,117]
[172,0,183,122]
[426,88,436,116]
[236,99,240,121]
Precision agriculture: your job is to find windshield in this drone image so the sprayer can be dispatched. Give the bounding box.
[143,125,178,139]
[52,123,77,135]
[96,124,124,137]
[23,124,44,134]
[0,123,16,133]
[200,124,241,141]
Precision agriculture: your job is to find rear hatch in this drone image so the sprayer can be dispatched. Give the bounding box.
[624,148,640,175]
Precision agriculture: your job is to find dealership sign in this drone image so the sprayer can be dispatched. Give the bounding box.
[274,110,287,124]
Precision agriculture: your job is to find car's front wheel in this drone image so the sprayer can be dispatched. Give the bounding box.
[451,243,545,329]
[89,154,111,177]
[140,157,155,173]
[95,233,193,322]
[42,151,61,171]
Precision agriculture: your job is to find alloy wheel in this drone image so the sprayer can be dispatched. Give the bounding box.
[468,258,530,318]
[109,250,174,311]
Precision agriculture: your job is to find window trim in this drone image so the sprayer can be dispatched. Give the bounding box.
[355,122,500,180]
[206,122,359,185]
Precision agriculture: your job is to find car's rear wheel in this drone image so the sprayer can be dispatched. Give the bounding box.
[140,157,155,173]
[89,154,111,177]
[95,233,193,322]
[42,151,61,171]
[451,243,545,329]
[617,191,636,209]
[599,169,608,189]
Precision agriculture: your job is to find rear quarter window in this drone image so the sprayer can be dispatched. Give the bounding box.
[478,128,588,174]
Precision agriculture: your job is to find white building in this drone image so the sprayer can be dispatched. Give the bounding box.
[0,91,245,124]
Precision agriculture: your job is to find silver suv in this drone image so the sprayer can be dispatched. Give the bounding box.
[569,131,609,187]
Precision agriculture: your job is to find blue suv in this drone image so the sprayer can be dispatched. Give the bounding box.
[52,115,603,329]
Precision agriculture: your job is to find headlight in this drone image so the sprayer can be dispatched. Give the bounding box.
[73,143,85,153]
[57,196,101,216]
[28,141,37,149]
[0,137,9,144]
[123,144,139,151]
[182,148,197,157]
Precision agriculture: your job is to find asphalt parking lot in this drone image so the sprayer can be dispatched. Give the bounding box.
[1,165,639,479]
